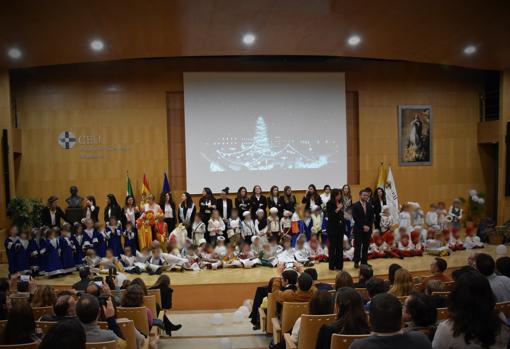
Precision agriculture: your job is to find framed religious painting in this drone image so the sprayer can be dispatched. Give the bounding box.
[398,105,432,166]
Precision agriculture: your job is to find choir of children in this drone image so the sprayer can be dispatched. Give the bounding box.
[4,189,483,277]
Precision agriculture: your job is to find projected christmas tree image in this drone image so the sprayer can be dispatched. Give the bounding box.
[203,116,330,172]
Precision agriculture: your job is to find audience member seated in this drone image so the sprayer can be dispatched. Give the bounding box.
[403,293,438,340]
[425,280,448,308]
[0,277,9,320]
[452,265,477,281]
[76,294,126,349]
[315,287,370,349]
[31,285,57,308]
[73,267,92,291]
[475,253,510,303]
[432,271,510,349]
[0,302,41,345]
[40,294,76,321]
[334,270,353,290]
[388,268,414,297]
[39,318,86,349]
[349,293,432,349]
[496,256,510,278]
[271,267,314,305]
[303,268,333,291]
[352,264,373,288]
[291,289,333,344]
[364,278,389,311]
[388,263,403,286]
[121,284,154,329]
[149,274,182,335]
[419,258,452,292]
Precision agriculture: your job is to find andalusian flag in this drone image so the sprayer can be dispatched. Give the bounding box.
[376,162,386,189]
[162,173,170,193]
[126,173,134,197]
[141,174,152,197]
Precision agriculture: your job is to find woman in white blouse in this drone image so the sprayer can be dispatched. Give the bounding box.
[123,195,140,226]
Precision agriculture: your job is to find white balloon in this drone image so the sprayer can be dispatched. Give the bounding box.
[478,198,485,205]
[210,313,224,325]
[238,305,250,318]
[219,337,232,349]
[233,310,244,323]
[496,244,507,256]
[472,195,480,203]
[469,189,477,197]
[243,299,252,308]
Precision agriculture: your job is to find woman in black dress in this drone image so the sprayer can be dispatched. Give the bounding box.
[326,188,345,271]
[159,191,177,233]
[235,186,251,219]
[373,187,386,231]
[267,185,282,217]
[104,194,122,224]
[250,185,267,217]
[198,187,216,242]
[279,185,297,214]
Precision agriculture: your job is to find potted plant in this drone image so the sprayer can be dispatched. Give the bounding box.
[461,189,486,226]
[6,197,44,231]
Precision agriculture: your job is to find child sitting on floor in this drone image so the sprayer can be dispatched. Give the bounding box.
[342,235,355,261]
[464,226,484,249]
[294,234,312,266]
[368,231,386,259]
[410,231,423,256]
[309,234,328,263]
[214,236,227,258]
[449,227,465,251]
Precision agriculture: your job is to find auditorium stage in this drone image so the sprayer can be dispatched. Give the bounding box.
[2,245,502,310]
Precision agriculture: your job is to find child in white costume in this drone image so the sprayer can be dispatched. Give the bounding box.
[241,211,257,244]
[227,209,242,246]
[191,215,206,246]
[208,210,225,242]
[342,235,355,261]
[464,226,484,249]
[379,205,393,234]
[267,207,281,239]
[294,234,312,265]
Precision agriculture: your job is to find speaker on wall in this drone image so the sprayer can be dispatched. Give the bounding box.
[506,122,510,196]
[2,129,10,204]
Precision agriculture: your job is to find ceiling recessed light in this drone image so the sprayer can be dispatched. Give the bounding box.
[90,39,105,52]
[463,45,477,55]
[347,35,362,47]
[7,47,22,59]
[242,33,256,45]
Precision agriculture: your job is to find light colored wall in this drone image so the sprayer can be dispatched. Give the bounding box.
[11,58,486,221]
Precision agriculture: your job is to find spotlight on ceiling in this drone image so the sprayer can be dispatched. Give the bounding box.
[90,39,105,52]
[7,47,22,59]
[347,35,362,46]
[463,45,477,55]
[242,33,256,46]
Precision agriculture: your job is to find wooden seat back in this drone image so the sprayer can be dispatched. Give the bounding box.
[147,289,162,309]
[32,306,54,320]
[266,293,276,334]
[437,307,449,321]
[281,302,309,334]
[85,341,116,349]
[330,334,370,349]
[117,306,150,337]
[143,295,157,317]
[36,321,56,333]
[297,313,336,349]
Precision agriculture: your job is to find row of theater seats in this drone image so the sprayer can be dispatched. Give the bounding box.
[260,281,510,349]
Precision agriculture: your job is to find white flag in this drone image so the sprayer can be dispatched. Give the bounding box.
[384,165,399,224]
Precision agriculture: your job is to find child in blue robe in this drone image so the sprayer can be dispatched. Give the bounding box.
[105,216,123,257]
[45,228,63,274]
[59,224,76,272]
[28,228,47,274]
[72,222,86,266]
[82,218,102,257]
[95,222,107,258]
[300,209,313,240]
[14,230,31,273]
[123,222,138,253]
[4,226,19,275]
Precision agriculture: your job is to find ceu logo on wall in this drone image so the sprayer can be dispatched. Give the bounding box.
[58,131,77,149]
[56,130,130,159]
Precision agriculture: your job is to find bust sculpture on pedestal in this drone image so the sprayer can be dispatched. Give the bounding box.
[65,185,84,223]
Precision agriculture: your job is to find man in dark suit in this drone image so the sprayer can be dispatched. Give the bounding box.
[351,189,374,268]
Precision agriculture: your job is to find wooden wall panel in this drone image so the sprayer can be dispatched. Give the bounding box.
[10,58,487,220]
[346,91,360,184]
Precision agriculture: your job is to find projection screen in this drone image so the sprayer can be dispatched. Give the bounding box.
[183,72,347,194]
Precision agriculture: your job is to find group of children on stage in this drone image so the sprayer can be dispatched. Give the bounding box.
[4,190,484,277]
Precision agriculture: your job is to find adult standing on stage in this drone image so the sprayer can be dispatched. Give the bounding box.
[351,189,374,268]
[326,188,345,271]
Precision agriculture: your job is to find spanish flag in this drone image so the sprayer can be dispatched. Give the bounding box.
[141,174,152,197]
[376,162,386,189]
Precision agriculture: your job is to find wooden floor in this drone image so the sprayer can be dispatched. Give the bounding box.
[1,245,502,310]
